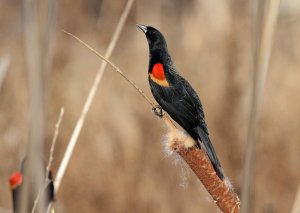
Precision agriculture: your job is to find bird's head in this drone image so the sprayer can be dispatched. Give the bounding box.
[9,171,22,191]
[136,24,168,52]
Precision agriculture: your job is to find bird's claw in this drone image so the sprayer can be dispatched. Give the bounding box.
[152,106,163,118]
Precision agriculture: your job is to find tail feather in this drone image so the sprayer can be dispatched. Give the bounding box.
[195,127,225,180]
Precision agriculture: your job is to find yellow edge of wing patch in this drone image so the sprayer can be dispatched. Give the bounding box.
[149,73,169,87]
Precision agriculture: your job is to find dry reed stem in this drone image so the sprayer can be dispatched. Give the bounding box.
[241,1,281,212]
[46,108,64,183]
[45,108,64,213]
[291,183,300,213]
[21,0,56,212]
[0,55,10,88]
[31,181,50,213]
[31,108,64,213]
[54,0,135,193]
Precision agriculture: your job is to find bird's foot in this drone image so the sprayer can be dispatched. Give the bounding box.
[152,105,163,118]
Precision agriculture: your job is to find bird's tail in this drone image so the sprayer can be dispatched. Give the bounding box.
[195,127,225,180]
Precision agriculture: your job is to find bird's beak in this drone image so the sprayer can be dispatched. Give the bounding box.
[136,24,147,33]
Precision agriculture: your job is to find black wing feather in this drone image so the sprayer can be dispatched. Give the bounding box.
[149,75,224,179]
[150,75,208,137]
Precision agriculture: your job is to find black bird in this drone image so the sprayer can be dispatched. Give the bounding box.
[9,158,55,212]
[137,24,224,179]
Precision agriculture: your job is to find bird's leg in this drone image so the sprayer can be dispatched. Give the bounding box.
[152,105,163,118]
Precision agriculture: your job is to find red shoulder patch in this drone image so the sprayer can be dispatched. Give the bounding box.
[9,171,22,189]
[152,63,165,80]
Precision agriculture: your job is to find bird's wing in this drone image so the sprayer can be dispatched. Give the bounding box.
[152,82,200,132]
[180,80,209,135]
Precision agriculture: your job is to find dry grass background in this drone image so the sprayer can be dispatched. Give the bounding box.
[1,0,300,212]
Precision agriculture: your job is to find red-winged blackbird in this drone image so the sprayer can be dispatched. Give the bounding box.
[137,24,224,180]
[9,158,55,212]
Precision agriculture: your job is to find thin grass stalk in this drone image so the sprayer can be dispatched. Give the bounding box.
[62,31,156,108]
[31,108,64,213]
[54,0,135,193]
[46,108,64,183]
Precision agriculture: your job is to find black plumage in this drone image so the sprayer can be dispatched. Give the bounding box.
[137,24,224,180]
[9,158,55,213]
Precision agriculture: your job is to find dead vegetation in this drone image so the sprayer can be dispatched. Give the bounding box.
[1,0,300,212]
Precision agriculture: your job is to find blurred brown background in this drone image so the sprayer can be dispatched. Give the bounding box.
[1,0,300,212]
